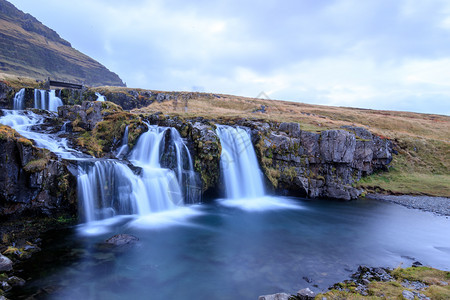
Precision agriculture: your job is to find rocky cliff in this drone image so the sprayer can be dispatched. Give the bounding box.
[0,121,76,218]
[0,0,125,86]
[57,102,393,200]
[252,122,393,200]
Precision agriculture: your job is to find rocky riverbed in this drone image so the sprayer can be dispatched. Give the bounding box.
[368,194,450,216]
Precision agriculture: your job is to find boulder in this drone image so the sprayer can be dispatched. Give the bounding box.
[297,287,316,300]
[0,254,12,272]
[105,234,139,246]
[7,276,26,287]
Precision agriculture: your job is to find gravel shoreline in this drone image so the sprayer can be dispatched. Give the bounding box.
[368,194,450,216]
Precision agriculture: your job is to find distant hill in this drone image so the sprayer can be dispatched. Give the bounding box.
[0,0,125,86]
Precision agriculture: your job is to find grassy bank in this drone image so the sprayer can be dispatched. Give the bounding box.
[316,266,450,299]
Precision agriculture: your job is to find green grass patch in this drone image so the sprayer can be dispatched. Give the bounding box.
[392,266,450,284]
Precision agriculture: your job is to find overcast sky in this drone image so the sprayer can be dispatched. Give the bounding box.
[8,0,450,115]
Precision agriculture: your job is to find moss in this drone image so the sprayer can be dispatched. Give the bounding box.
[23,157,49,173]
[17,137,33,146]
[0,124,21,140]
[76,110,143,157]
[57,174,69,196]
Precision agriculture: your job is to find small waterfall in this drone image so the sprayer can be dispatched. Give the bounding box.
[216,125,265,199]
[0,110,79,159]
[115,125,129,158]
[13,88,62,112]
[77,161,138,222]
[48,90,63,111]
[33,89,63,112]
[13,88,25,110]
[77,124,201,226]
[95,92,106,101]
[129,125,201,206]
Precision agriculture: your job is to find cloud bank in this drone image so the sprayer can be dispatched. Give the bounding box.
[9,0,450,115]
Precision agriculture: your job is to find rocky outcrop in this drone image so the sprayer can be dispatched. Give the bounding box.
[0,124,76,218]
[0,81,14,108]
[250,122,392,200]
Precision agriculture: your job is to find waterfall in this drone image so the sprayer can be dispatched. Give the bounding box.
[129,124,201,206]
[77,160,138,222]
[115,125,129,158]
[13,88,62,112]
[76,124,201,226]
[216,125,265,199]
[13,88,25,110]
[33,89,63,112]
[2,100,202,229]
[95,92,106,101]
[0,110,79,159]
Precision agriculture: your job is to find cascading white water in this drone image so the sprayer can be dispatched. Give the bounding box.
[77,124,201,227]
[95,92,106,101]
[216,125,265,199]
[3,90,202,230]
[0,110,79,159]
[115,125,129,158]
[13,88,25,110]
[33,89,63,112]
[78,161,136,222]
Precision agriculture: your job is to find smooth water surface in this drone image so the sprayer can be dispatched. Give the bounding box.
[14,197,450,300]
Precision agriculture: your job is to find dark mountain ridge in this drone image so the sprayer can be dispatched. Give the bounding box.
[0,0,125,86]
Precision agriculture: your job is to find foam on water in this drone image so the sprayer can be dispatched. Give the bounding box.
[219,196,301,211]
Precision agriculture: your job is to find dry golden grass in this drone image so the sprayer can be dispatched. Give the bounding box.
[0,72,41,89]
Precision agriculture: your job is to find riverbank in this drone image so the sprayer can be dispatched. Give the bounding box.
[368,194,450,216]
[260,265,450,300]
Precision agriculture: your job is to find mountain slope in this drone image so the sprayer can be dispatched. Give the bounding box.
[0,0,125,86]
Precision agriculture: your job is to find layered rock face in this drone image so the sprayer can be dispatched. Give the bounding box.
[253,122,392,200]
[0,125,76,218]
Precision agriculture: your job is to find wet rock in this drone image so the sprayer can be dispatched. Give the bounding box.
[0,126,77,217]
[105,234,139,246]
[412,261,423,267]
[297,287,315,299]
[302,276,313,283]
[7,276,25,287]
[258,292,291,300]
[0,254,12,271]
[0,281,11,292]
